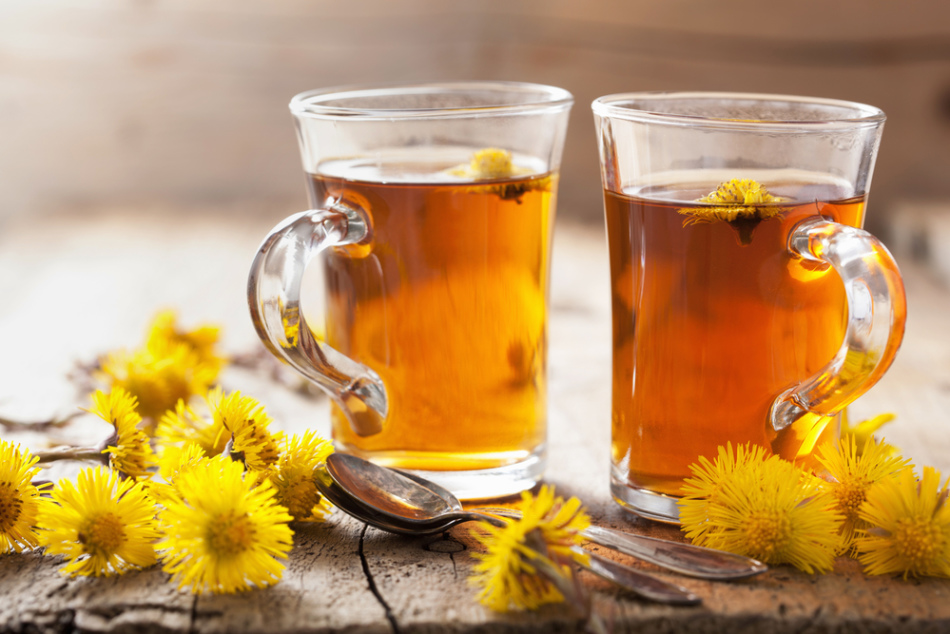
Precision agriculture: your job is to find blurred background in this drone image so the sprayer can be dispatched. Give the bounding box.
[2,0,950,249]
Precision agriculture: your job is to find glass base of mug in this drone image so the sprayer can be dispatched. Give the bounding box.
[335,444,546,501]
[610,475,683,525]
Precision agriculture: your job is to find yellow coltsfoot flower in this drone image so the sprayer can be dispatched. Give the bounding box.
[96,311,223,427]
[856,466,950,579]
[155,398,229,464]
[145,310,224,373]
[151,442,210,504]
[445,148,550,202]
[0,440,47,553]
[447,148,518,180]
[697,179,783,209]
[98,343,218,426]
[679,179,787,244]
[469,485,589,612]
[88,388,156,480]
[817,435,910,554]
[270,431,334,523]
[158,441,208,485]
[678,442,775,547]
[37,466,159,577]
[679,443,844,573]
[840,410,900,457]
[158,455,294,594]
[468,148,514,179]
[210,388,282,472]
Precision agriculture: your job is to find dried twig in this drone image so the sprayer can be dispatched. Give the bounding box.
[33,445,106,465]
[229,348,326,400]
[0,411,83,433]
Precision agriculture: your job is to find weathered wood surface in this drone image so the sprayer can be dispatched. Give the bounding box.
[1,208,949,633]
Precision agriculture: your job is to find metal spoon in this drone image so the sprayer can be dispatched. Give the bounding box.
[314,464,700,605]
[315,467,455,536]
[324,452,767,580]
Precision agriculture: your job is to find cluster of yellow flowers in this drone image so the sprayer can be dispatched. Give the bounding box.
[678,427,950,579]
[0,312,334,594]
[98,310,223,428]
[1,309,590,608]
[4,308,945,612]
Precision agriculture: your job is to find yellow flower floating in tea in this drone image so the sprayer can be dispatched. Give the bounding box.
[679,178,788,245]
[469,485,589,612]
[467,147,518,179]
[447,147,553,203]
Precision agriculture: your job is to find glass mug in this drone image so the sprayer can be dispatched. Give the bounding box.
[593,92,906,523]
[248,82,573,499]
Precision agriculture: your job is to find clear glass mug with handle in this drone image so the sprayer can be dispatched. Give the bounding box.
[248,82,573,500]
[592,92,906,523]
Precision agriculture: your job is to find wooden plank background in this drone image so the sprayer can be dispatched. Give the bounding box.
[1,0,950,232]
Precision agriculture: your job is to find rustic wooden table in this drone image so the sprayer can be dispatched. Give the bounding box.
[1,207,949,633]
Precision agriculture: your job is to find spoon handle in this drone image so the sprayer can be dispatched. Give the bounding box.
[582,525,767,580]
[473,508,766,580]
[577,549,701,606]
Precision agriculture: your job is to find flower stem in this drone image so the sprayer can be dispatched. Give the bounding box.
[0,411,82,432]
[34,445,107,465]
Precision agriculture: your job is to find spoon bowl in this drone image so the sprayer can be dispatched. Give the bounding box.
[325,453,465,524]
[315,468,465,535]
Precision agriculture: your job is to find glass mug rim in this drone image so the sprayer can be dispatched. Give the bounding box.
[290,80,574,121]
[591,91,885,131]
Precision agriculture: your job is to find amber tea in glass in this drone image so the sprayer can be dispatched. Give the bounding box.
[594,93,906,523]
[249,82,572,499]
[606,179,875,496]
[309,159,554,473]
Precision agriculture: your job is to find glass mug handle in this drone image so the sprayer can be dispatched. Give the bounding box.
[247,204,388,437]
[770,216,907,432]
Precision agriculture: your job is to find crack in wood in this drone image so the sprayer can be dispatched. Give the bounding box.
[423,532,467,579]
[82,605,193,620]
[358,524,401,634]
[188,594,199,634]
